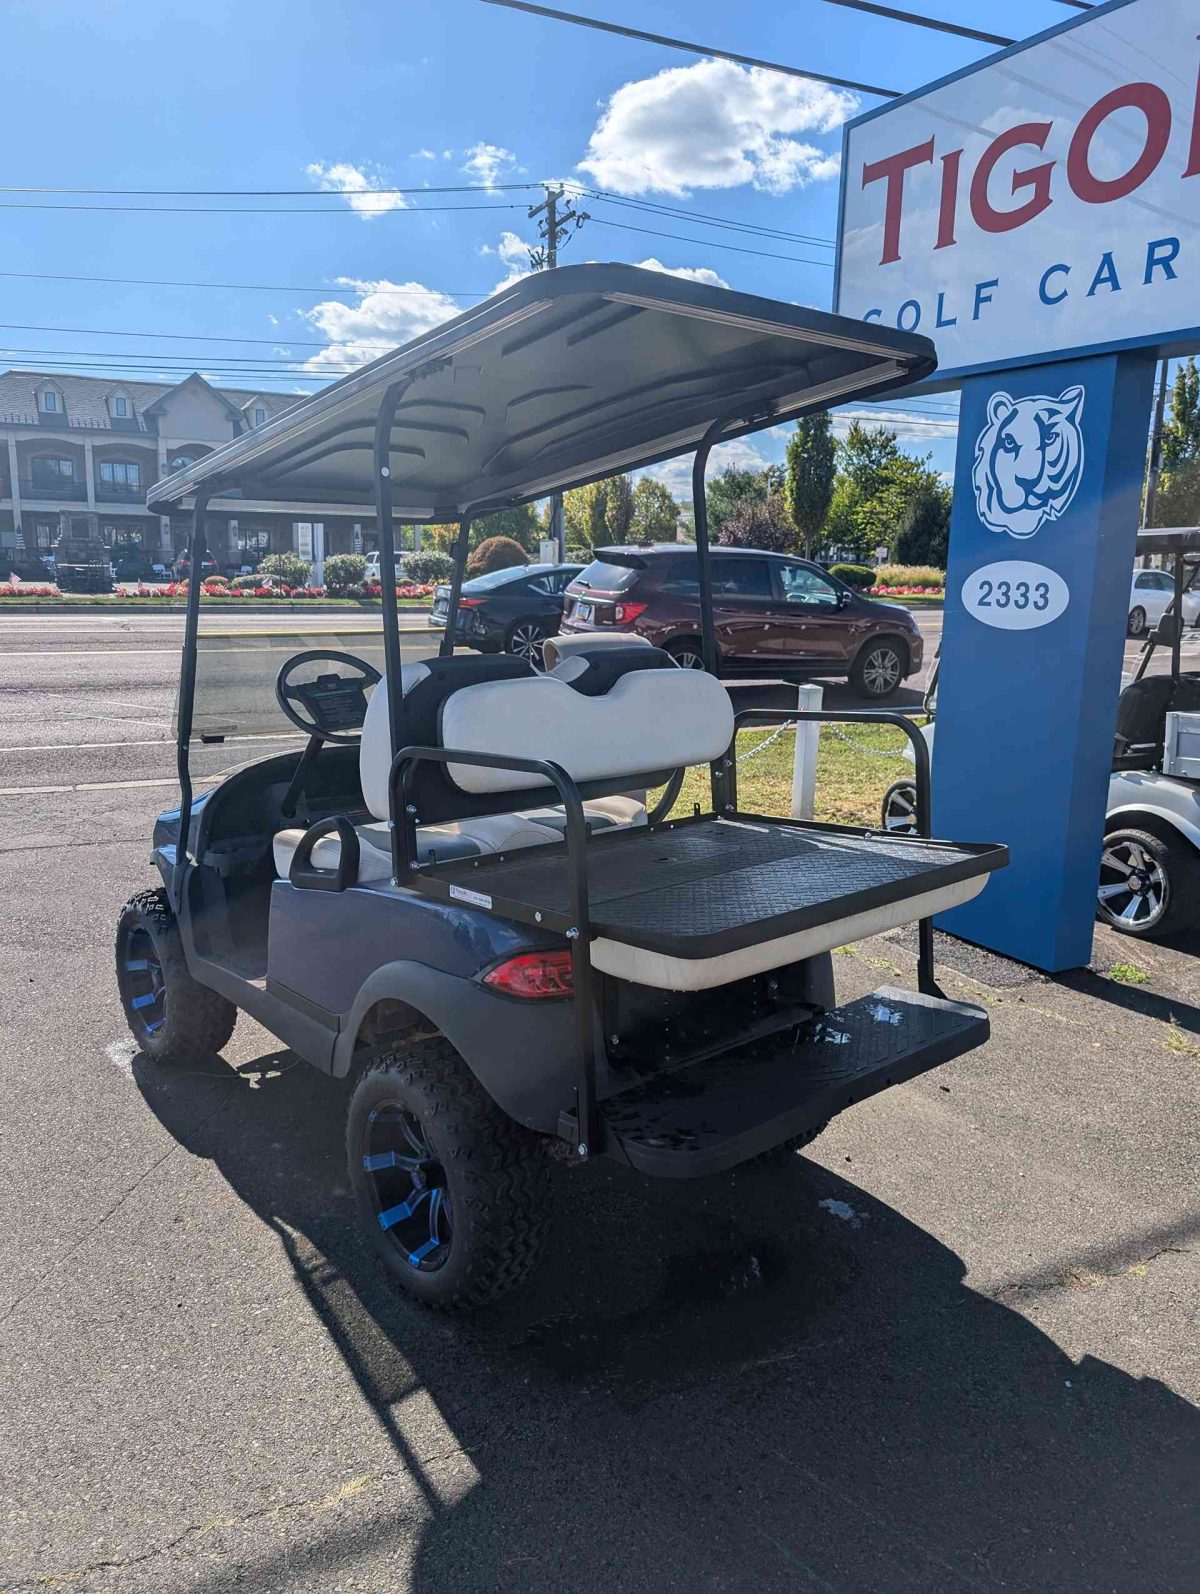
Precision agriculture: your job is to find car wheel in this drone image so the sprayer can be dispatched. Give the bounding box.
[346,1036,550,1309]
[1127,605,1147,637]
[851,638,906,699]
[666,640,706,670]
[506,619,548,669]
[881,779,920,834]
[1096,827,1200,938]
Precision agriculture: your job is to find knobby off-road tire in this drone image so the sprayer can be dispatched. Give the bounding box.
[115,887,237,1064]
[347,1036,551,1309]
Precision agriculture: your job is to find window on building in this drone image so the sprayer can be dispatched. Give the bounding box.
[253,407,267,427]
[39,389,59,414]
[30,457,75,487]
[33,520,55,551]
[99,461,141,488]
[110,394,129,418]
[232,522,270,560]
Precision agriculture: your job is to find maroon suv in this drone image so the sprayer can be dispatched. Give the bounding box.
[560,545,923,698]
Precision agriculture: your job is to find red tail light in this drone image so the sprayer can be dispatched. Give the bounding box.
[614,601,647,623]
[456,596,484,608]
[482,950,574,999]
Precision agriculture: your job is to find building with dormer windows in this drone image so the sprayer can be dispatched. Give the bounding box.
[0,370,384,576]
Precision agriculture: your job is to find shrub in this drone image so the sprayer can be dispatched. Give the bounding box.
[257,550,312,588]
[201,575,230,591]
[323,553,367,594]
[715,495,795,553]
[404,550,455,585]
[230,574,261,590]
[875,563,945,588]
[466,536,529,577]
[829,563,876,590]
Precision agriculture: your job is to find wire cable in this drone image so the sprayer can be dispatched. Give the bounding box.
[588,215,834,265]
[0,268,493,299]
[476,0,901,97]
[821,0,1014,47]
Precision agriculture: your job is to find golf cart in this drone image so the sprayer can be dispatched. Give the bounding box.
[882,528,1200,939]
[116,265,1006,1309]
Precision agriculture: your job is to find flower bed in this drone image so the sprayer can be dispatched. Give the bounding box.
[869,583,945,597]
[2,579,436,601]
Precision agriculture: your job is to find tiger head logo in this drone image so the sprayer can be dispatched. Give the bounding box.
[972,386,1086,540]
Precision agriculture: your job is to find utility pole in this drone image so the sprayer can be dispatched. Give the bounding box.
[529,183,589,559]
[1142,358,1170,556]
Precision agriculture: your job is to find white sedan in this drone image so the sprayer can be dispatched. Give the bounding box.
[1128,567,1200,636]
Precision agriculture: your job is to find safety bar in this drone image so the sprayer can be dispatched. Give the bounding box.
[730,708,943,999]
[387,744,600,1157]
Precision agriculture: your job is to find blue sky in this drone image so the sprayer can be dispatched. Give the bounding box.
[1,0,1094,489]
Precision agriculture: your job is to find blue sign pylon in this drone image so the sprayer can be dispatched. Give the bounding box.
[932,350,1157,971]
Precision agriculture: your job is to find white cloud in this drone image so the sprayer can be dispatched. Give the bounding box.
[479,230,534,292]
[299,279,461,376]
[578,59,855,196]
[412,148,437,160]
[832,407,959,444]
[305,161,408,220]
[640,437,772,499]
[632,256,729,289]
[460,141,521,189]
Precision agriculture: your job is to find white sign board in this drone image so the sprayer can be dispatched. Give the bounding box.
[836,0,1200,383]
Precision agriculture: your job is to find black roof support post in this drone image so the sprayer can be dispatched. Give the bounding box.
[692,414,732,815]
[373,380,412,771]
[438,512,475,659]
[173,484,214,911]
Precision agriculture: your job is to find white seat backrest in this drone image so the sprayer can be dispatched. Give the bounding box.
[541,630,654,670]
[441,668,734,794]
[359,662,431,820]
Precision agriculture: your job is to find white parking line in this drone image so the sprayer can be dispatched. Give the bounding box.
[0,732,301,754]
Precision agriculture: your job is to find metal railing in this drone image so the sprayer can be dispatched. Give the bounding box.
[18,476,87,501]
[94,480,143,502]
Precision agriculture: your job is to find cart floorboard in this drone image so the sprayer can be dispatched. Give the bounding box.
[587,985,988,1177]
[429,815,1007,958]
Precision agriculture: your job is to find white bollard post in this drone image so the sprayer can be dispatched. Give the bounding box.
[790,682,824,819]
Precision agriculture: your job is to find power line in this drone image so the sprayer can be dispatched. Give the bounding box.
[589,214,834,266]
[477,0,901,97]
[0,200,526,215]
[583,190,837,248]
[0,181,539,197]
[0,320,404,351]
[820,0,1014,47]
[0,268,493,299]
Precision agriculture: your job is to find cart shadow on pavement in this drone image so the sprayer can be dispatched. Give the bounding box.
[134,1047,1200,1594]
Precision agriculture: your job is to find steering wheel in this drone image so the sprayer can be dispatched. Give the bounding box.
[274,650,381,744]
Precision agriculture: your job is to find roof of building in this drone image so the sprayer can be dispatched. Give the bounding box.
[0,369,300,432]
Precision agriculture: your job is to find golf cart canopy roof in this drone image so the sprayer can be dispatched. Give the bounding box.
[147,263,936,519]
[1136,528,1200,557]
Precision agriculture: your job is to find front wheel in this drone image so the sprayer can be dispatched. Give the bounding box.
[347,1037,550,1309]
[1096,828,1200,938]
[881,779,919,834]
[666,639,706,670]
[1127,606,1147,638]
[851,638,906,699]
[115,888,237,1063]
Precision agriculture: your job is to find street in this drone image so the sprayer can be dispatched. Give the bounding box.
[2,607,1198,1593]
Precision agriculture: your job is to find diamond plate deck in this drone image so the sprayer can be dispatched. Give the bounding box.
[597,985,988,1177]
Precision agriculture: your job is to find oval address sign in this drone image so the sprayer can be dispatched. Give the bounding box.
[962,561,1070,630]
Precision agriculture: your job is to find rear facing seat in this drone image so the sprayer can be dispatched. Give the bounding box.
[273,646,713,883]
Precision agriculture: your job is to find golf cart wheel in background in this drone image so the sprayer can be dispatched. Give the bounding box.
[1096,828,1200,938]
[881,779,920,835]
[851,638,906,699]
[506,619,548,669]
[347,1036,550,1309]
[115,888,237,1064]
[1127,606,1147,637]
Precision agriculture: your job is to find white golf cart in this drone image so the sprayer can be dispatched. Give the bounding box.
[883,528,1200,939]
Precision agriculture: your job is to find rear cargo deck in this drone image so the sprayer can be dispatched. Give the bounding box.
[429,814,1007,961]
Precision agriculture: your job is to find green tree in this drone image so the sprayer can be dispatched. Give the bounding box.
[715,494,795,552]
[1156,358,1200,526]
[784,414,837,558]
[706,467,770,537]
[603,474,635,544]
[825,422,946,561]
[893,482,952,567]
[630,476,680,541]
[562,475,637,547]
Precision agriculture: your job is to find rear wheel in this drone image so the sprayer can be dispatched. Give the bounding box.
[506,618,548,669]
[347,1036,550,1309]
[666,639,706,670]
[115,888,237,1063]
[851,637,906,699]
[1127,605,1147,637]
[1096,827,1200,938]
[881,779,919,834]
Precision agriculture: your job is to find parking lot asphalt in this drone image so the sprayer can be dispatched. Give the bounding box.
[2,609,1198,1593]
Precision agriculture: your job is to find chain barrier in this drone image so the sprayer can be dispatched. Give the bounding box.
[735,720,916,765]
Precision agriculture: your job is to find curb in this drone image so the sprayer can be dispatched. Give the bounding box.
[0,601,434,616]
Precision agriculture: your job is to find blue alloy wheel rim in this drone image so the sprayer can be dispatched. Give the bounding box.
[124,925,167,1036]
[363,1103,453,1272]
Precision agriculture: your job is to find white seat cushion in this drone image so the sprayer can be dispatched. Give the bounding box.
[441,667,733,794]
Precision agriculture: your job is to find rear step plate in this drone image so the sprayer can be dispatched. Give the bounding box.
[597,986,987,1178]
